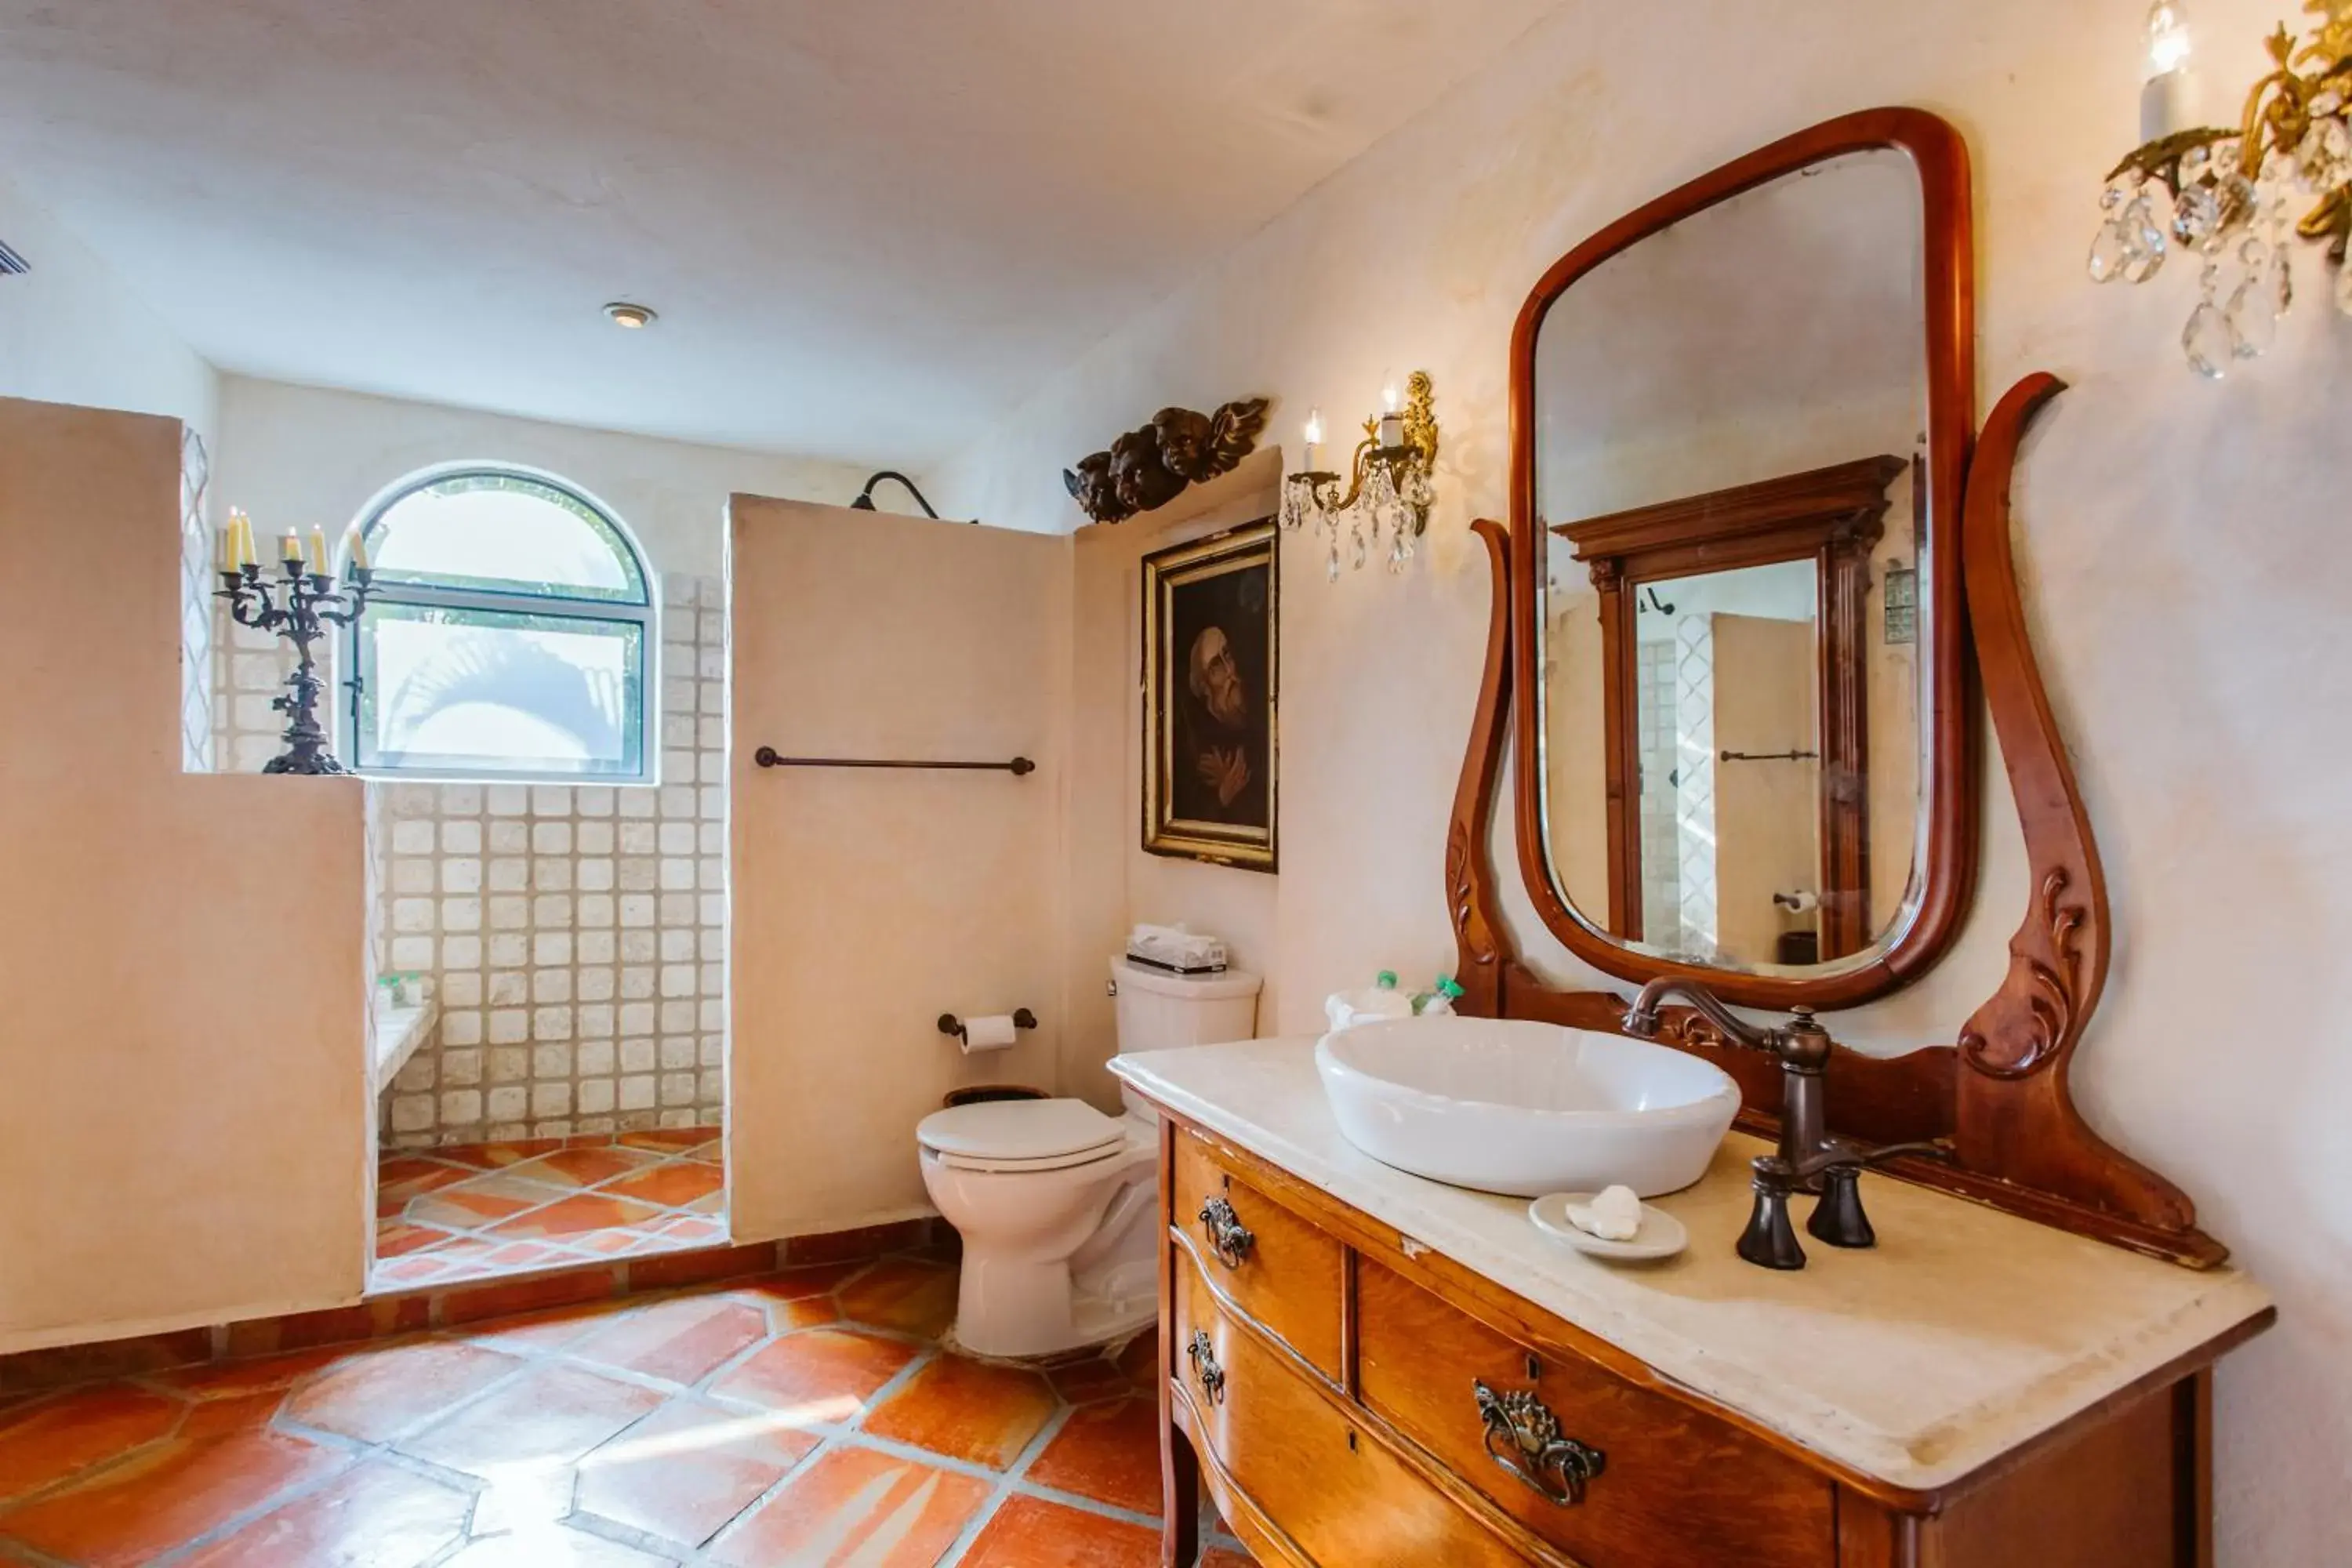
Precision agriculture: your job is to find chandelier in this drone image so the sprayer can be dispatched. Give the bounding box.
[2092,1,2352,375]
[1279,372,1439,578]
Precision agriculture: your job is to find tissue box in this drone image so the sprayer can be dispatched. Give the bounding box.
[1126,923,1228,975]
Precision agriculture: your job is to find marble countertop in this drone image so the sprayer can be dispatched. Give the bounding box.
[1112,1036,2273,1494]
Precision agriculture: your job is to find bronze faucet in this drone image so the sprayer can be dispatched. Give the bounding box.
[1621,978,1949,1271]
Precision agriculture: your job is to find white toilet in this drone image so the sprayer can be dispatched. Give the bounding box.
[917,956,1261,1359]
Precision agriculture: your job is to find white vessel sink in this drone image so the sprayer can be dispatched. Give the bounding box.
[1315,1016,1740,1198]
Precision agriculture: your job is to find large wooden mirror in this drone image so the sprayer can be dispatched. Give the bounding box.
[1450,109,2221,1266]
[1511,109,1976,1010]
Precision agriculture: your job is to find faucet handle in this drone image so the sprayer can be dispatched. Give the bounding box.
[1802,1140,1951,1250]
[1736,1159,1807,1270]
[1806,1164,1875,1249]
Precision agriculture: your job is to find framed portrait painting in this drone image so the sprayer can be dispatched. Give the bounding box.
[1142,519,1277,872]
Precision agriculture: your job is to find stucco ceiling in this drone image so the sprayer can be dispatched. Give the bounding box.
[0,0,1565,466]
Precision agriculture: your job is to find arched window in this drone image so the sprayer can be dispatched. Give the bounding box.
[346,466,655,782]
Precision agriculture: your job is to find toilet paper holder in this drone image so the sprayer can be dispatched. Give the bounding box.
[938,1009,1038,1042]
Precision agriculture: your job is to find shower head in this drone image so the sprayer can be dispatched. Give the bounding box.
[848,470,946,520]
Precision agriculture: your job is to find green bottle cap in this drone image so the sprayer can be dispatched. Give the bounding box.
[1437,976,1465,999]
[1376,970,1399,989]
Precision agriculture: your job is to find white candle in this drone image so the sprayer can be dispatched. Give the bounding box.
[346,522,369,572]
[280,530,303,561]
[1303,407,1324,473]
[2140,1,2195,141]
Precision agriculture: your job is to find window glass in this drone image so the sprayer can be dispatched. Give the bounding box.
[363,473,647,602]
[347,467,656,782]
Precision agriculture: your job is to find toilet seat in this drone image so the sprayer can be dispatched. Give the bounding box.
[917,1098,1127,1174]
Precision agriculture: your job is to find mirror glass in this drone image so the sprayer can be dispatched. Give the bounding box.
[1534,150,1928,975]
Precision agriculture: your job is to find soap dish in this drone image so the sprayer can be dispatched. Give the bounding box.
[1529,1192,1689,1261]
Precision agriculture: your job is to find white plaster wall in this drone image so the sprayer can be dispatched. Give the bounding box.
[0,174,217,445]
[213,376,876,582]
[729,499,1072,1241]
[0,397,368,1349]
[926,2,2352,1557]
[1058,457,1286,1109]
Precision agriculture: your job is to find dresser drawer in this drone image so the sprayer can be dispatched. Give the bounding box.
[1170,1128,1345,1381]
[1172,1253,1531,1568]
[1356,1258,1835,1568]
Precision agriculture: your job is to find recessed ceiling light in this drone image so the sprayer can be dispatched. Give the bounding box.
[603,301,657,329]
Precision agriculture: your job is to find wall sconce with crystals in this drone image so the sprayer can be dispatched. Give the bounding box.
[2090,0,2352,376]
[1279,371,1439,578]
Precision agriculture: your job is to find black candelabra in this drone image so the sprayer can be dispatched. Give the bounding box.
[216,554,375,775]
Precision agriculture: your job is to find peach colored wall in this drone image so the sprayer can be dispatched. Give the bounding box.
[923,2,2352,1556]
[0,397,368,1349]
[1058,459,1283,1109]
[728,498,1072,1240]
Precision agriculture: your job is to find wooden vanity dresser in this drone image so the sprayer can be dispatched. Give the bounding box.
[1124,1047,2270,1568]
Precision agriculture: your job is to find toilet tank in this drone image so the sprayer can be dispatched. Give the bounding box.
[1112,956,1261,1120]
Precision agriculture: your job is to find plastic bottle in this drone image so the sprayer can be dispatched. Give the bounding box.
[1415,976,1465,1016]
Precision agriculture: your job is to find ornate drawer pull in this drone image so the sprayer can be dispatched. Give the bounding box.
[1197,1196,1256,1268]
[1188,1330,1227,1406]
[1473,1379,1606,1507]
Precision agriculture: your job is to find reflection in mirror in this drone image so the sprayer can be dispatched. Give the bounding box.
[1535,150,1927,976]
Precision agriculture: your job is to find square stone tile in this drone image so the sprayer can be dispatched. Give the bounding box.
[959,1494,1160,1566]
[833,1259,958,1340]
[0,1421,342,1568]
[176,1458,472,1567]
[564,1294,768,1385]
[574,1396,817,1549]
[483,1192,666,1242]
[600,1160,725,1208]
[284,1339,522,1444]
[502,1145,662,1191]
[709,1329,917,1424]
[0,1385,183,1504]
[860,1353,1057,1471]
[1025,1396,1163,1514]
[709,1443,989,1568]
[399,1362,663,1478]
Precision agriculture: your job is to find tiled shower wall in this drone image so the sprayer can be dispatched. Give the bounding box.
[207,568,730,1149]
[376,573,729,1148]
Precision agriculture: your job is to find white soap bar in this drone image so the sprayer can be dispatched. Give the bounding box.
[1566,1185,1642,1242]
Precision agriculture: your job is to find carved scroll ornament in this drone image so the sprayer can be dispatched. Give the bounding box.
[1063,397,1270,524]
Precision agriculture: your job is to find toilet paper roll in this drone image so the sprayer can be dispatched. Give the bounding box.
[960,1014,1019,1054]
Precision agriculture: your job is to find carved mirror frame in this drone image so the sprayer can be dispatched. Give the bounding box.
[1450,107,2221,1267]
[1512,108,1975,1011]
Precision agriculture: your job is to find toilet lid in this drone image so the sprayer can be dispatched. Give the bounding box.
[917,1098,1127,1165]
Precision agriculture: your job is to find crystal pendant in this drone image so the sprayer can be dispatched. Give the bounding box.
[1326,540,1340,583]
[2088,220,2129,282]
[2119,196,2167,283]
[1349,520,1367,571]
[2172,183,2222,246]
[2226,237,2289,358]
[2183,300,2237,377]
[2226,276,2277,358]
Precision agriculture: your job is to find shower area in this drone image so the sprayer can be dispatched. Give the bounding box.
[196,459,734,1289]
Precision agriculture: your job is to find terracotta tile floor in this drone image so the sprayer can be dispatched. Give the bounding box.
[0,1248,1254,1566]
[375,1129,728,1290]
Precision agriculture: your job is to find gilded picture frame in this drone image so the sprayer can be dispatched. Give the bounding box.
[1142,520,1278,872]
